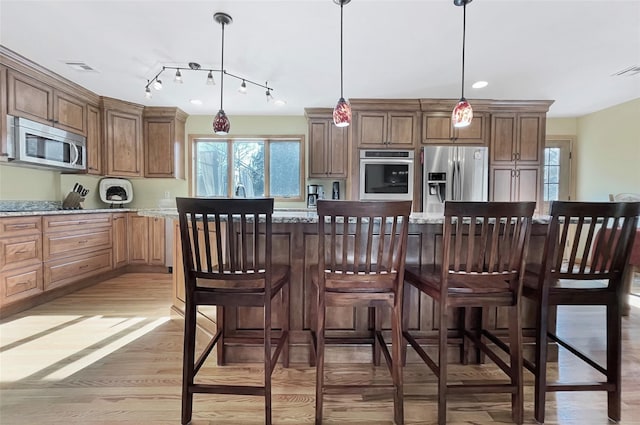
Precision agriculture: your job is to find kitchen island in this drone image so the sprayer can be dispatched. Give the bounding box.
[141,208,553,364]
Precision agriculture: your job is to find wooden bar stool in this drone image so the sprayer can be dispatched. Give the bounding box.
[403,201,535,425]
[176,197,290,425]
[522,201,640,423]
[309,200,412,425]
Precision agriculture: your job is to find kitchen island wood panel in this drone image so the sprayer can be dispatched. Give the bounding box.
[160,211,552,364]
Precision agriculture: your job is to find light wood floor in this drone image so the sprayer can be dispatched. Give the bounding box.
[2,273,640,424]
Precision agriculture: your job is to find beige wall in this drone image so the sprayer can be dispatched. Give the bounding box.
[574,98,640,201]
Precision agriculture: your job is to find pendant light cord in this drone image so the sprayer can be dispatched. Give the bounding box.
[220,21,226,109]
[460,2,467,99]
[340,1,344,98]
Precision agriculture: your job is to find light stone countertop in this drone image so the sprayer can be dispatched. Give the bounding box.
[0,208,133,217]
[137,208,551,225]
[0,207,551,224]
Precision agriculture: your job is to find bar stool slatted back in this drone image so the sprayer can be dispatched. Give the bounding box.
[404,201,535,425]
[523,201,640,423]
[176,197,290,425]
[310,199,412,425]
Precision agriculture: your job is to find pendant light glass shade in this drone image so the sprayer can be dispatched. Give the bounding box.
[213,109,230,135]
[333,97,352,127]
[452,98,473,128]
[452,0,473,128]
[333,0,351,128]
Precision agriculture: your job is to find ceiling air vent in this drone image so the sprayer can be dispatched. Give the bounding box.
[64,61,97,72]
[611,65,640,77]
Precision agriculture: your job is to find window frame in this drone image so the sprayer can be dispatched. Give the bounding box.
[189,134,305,201]
[543,135,575,213]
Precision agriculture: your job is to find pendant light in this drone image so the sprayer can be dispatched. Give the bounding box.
[452,0,473,128]
[213,12,232,135]
[333,0,351,128]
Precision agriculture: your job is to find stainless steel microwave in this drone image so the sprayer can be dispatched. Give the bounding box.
[6,115,86,172]
[359,150,414,201]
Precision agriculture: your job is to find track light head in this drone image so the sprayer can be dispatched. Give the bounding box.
[153,79,163,90]
[174,69,183,84]
[145,86,152,99]
[206,71,215,85]
[238,80,247,94]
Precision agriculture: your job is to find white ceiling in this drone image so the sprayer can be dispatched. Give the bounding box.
[1,0,639,118]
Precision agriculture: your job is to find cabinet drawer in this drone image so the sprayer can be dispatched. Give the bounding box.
[0,263,43,305]
[44,249,112,290]
[0,216,42,236]
[0,234,42,271]
[43,214,112,233]
[44,227,112,260]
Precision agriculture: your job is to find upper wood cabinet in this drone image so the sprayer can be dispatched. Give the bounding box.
[305,108,348,178]
[7,69,87,135]
[143,107,187,179]
[490,113,545,165]
[86,104,102,175]
[0,65,7,157]
[102,97,143,177]
[422,111,488,145]
[350,99,420,149]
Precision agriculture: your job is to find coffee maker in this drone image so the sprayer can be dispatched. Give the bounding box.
[307,184,325,208]
[307,184,319,208]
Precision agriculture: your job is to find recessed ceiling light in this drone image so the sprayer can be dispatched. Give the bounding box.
[472,81,488,89]
[273,99,287,107]
[190,99,203,105]
[64,61,97,72]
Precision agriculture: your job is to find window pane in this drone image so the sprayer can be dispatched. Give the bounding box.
[233,141,265,197]
[270,141,300,198]
[548,183,559,201]
[548,165,560,184]
[196,141,227,197]
[548,148,560,165]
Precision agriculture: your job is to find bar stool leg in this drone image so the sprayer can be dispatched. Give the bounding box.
[181,301,196,425]
[392,303,404,425]
[315,295,326,425]
[509,302,524,424]
[534,294,550,423]
[437,306,448,425]
[607,301,622,421]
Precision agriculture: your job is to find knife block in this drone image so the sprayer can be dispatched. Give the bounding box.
[62,192,85,210]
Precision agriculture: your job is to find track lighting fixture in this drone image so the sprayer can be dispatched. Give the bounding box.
[145,85,152,99]
[143,11,278,134]
[452,0,473,128]
[332,0,351,128]
[206,70,215,85]
[238,80,247,94]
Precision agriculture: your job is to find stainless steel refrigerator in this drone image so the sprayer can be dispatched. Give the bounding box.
[422,145,488,214]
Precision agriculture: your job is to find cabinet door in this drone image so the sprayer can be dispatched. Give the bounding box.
[422,112,453,144]
[515,167,540,204]
[128,214,149,264]
[0,65,7,157]
[112,213,128,268]
[490,167,515,202]
[455,112,487,145]
[357,112,386,147]
[328,124,348,177]
[388,112,417,147]
[149,217,165,266]
[7,70,53,123]
[517,114,544,164]
[308,120,329,177]
[144,119,174,178]
[53,91,86,135]
[490,114,517,163]
[105,109,142,176]
[86,104,102,175]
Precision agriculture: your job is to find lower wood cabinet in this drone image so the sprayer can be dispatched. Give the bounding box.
[42,214,113,290]
[128,214,165,266]
[112,213,128,268]
[0,216,43,307]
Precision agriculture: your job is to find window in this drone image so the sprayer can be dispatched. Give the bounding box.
[192,136,304,200]
[543,137,574,213]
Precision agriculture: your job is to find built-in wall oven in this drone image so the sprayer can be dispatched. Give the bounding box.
[359,150,414,201]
